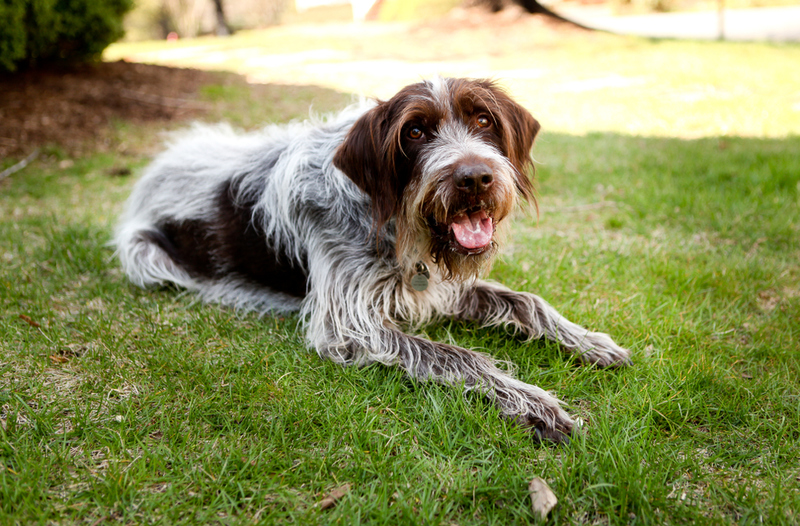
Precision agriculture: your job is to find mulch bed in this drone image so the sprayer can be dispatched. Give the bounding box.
[0,60,218,159]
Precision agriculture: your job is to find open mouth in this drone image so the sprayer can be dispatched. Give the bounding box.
[429,207,495,254]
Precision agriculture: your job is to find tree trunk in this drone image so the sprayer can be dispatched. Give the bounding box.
[212,0,232,36]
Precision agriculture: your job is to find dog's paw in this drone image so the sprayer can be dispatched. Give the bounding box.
[510,388,576,445]
[574,331,632,368]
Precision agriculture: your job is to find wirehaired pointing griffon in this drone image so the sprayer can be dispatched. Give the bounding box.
[115,78,631,443]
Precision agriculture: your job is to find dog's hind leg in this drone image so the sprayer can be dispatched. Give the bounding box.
[456,281,632,368]
[114,221,305,313]
[113,221,197,290]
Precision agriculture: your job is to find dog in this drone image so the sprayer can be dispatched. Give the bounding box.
[114,77,631,443]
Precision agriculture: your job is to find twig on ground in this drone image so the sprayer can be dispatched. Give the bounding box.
[19,314,41,328]
[0,148,40,182]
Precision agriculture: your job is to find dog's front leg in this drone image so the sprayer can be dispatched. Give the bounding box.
[456,281,632,367]
[303,280,575,442]
[387,330,576,443]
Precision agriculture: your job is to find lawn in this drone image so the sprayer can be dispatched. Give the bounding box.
[2,10,799,525]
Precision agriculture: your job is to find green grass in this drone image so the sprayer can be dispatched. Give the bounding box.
[3,21,800,526]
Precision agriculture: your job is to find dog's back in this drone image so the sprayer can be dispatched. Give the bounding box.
[114,111,370,313]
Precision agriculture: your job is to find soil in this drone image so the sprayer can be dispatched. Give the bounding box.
[0,60,219,159]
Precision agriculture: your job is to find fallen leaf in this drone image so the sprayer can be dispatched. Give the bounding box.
[529,477,557,520]
[316,483,351,510]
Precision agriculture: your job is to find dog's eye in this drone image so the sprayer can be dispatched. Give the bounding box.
[476,115,491,128]
[407,126,424,140]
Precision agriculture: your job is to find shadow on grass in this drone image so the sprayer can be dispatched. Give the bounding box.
[0,62,352,161]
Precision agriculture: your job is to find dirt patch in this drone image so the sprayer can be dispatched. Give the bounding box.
[0,60,220,159]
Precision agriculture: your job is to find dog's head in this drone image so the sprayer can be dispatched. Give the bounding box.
[333,77,540,280]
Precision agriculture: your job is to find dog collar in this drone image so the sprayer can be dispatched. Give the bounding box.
[410,261,430,291]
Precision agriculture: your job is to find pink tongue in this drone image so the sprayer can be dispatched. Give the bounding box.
[450,210,493,250]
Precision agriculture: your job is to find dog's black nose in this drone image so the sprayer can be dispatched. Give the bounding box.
[454,163,493,194]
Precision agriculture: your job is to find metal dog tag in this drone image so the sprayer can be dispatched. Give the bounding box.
[411,261,430,291]
[410,273,429,291]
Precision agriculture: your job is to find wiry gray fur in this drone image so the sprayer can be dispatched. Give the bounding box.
[114,78,631,443]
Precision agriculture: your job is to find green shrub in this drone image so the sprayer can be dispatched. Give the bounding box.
[0,1,26,71]
[0,0,133,72]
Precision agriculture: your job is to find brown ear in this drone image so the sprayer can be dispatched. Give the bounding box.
[497,95,540,202]
[333,103,401,229]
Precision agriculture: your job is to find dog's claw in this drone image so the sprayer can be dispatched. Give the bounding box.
[527,416,575,445]
[531,425,573,446]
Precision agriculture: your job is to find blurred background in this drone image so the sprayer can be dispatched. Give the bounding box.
[118,0,800,41]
